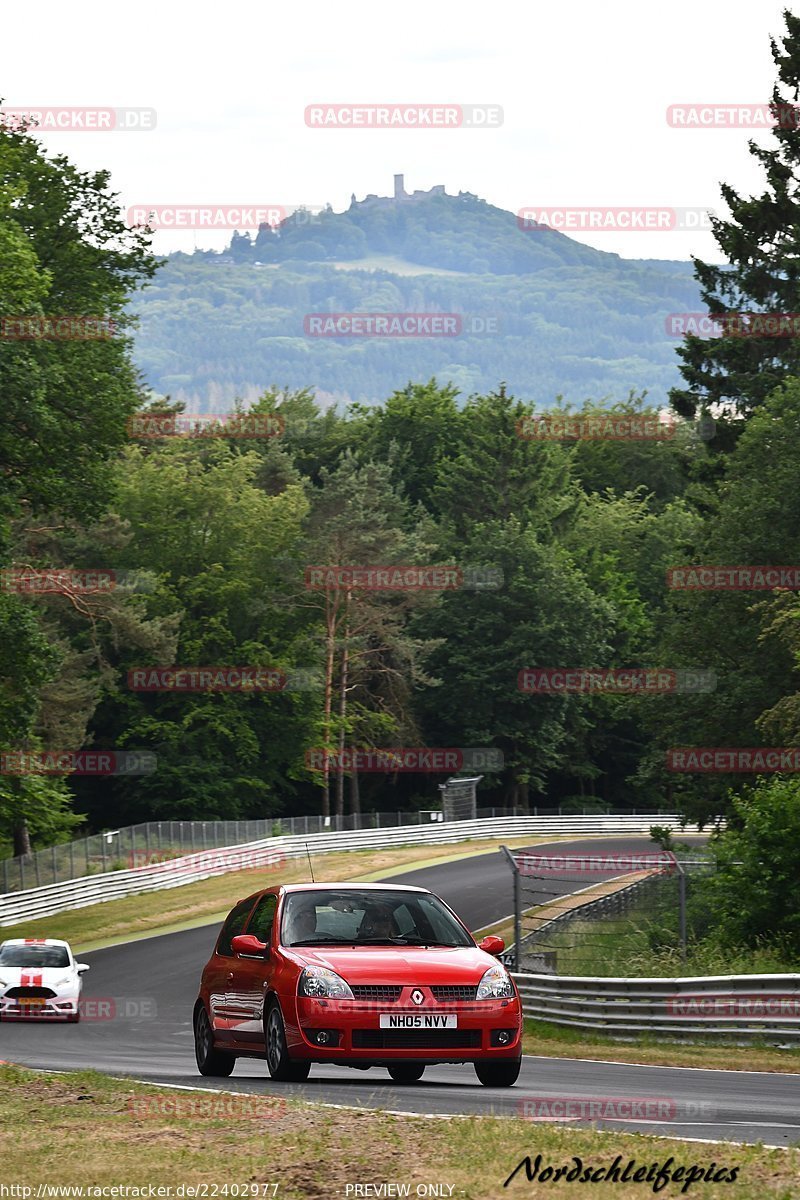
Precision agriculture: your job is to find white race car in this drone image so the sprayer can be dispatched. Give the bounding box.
[0,938,90,1022]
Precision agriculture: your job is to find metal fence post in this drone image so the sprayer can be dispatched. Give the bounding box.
[500,845,521,972]
[677,860,687,963]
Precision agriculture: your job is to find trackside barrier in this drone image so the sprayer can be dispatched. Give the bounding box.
[513,971,800,1042]
[0,814,695,926]
[511,872,662,971]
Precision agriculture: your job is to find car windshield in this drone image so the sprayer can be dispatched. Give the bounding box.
[280,889,473,948]
[0,944,70,968]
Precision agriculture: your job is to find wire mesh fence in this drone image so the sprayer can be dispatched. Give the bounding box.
[1,806,527,894]
[502,846,716,976]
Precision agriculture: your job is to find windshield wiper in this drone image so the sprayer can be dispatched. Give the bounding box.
[357,936,461,947]
[287,935,351,946]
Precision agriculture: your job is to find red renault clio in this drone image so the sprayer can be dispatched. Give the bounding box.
[194,883,522,1086]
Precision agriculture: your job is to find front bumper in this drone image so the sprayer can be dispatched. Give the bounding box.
[0,994,79,1021]
[288,994,523,1062]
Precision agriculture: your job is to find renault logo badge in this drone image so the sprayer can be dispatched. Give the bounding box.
[411,988,424,1005]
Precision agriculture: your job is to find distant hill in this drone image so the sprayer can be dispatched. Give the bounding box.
[131,181,702,409]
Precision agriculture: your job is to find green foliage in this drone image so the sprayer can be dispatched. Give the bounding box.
[671,12,800,425]
[708,777,800,955]
[649,825,676,852]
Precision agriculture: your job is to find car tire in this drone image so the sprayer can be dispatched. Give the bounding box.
[194,1003,235,1077]
[265,1001,311,1082]
[387,1064,425,1083]
[67,1011,80,1024]
[474,1058,522,1087]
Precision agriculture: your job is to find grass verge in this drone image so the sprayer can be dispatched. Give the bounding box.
[0,1064,795,1199]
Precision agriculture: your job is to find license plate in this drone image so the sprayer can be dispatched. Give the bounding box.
[19,999,46,1007]
[379,1013,457,1029]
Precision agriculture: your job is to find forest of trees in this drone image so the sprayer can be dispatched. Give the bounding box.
[4,7,800,938]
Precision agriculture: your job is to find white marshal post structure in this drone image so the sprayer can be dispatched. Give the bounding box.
[437,775,483,822]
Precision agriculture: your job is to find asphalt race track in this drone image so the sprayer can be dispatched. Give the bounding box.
[3,835,799,1147]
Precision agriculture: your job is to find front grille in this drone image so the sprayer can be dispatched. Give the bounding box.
[5,987,56,999]
[430,986,477,1002]
[350,986,403,1002]
[353,1029,482,1049]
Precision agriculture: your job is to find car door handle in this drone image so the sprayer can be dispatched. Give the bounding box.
[226,972,234,980]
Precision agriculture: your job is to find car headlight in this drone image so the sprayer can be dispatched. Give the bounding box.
[0,979,7,988]
[54,976,74,987]
[477,964,515,999]
[298,966,354,999]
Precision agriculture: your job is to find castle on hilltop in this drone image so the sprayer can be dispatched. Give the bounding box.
[349,175,479,210]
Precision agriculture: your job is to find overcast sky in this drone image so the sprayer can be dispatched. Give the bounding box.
[0,0,791,259]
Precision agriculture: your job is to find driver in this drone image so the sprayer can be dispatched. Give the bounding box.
[360,902,398,939]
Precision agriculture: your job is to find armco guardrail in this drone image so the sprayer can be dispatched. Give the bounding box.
[0,813,693,926]
[513,971,800,1041]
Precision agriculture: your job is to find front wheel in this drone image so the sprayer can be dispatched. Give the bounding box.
[194,1004,235,1077]
[265,1002,311,1082]
[387,1064,425,1084]
[474,1058,521,1087]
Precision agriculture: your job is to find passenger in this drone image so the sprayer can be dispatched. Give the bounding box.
[360,903,398,939]
[287,899,318,943]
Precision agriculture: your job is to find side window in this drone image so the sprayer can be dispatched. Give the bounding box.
[246,894,277,944]
[216,897,257,957]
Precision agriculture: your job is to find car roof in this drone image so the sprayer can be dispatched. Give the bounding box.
[280,883,429,894]
[0,938,71,948]
[235,881,431,904]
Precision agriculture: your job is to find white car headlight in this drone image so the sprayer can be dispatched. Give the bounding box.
[298,966,354,999]
[477,964,514,1000]
[54,976,74,988]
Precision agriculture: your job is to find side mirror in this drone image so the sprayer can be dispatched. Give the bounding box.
[477,935,505,956]
[231,934,268,957]
[76,963,91,974]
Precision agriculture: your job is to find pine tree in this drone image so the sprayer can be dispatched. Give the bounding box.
[670,11,800,428]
